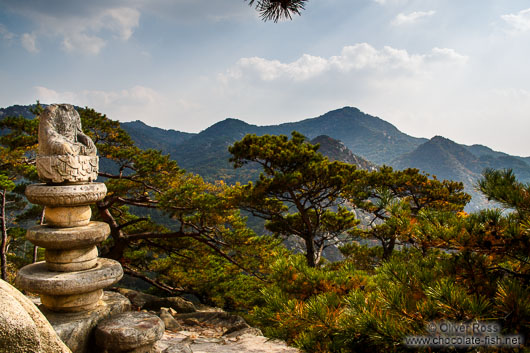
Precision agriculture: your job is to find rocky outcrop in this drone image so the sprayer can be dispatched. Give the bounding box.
[116,288,196,313]
[153,308,299,353]
[0,279,71,353]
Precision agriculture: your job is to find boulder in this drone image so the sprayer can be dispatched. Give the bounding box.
[159,308,182,331]
[0,278,71,353]
[95,311,165,352]
[116,288,196,313]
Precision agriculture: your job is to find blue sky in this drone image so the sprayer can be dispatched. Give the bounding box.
[1,0,530,156]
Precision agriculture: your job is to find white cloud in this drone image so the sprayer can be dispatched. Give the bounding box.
[34,85,161,109]
[31,85,195,129]
[62,33,106,55]
[54,7,140,54]
[1,0,249,56]
[103,7,141,40]
[0,24,15,40]
[501,8,530,33]
[226,54,329,81]
[21,32,38,53]
[392,10,436,25]
[2,3,140,55]
[222,43,468,83]
[207,43,471,144]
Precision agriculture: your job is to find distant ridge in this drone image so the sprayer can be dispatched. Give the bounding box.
[2,104,530,210]
[270,107,427,164]
[121,120,194,152]
[392,136,480,183]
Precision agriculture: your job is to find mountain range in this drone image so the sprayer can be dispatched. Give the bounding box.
[2,105,529,210]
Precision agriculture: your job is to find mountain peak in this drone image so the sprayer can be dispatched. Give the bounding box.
[204,118,251,131]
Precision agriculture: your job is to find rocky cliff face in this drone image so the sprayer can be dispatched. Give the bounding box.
[310,135,377,171]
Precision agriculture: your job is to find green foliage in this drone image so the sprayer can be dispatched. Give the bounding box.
[246,170,529,352]
[251,254,374,352]
[479,168,530,216]
[0,104,41,281]
[230,132,361,267]
[346,165,471,259]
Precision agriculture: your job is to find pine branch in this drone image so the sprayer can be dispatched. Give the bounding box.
[246,0,308,22]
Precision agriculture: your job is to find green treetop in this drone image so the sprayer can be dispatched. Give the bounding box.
[229,131,362,267]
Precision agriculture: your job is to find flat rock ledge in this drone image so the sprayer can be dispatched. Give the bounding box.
[152,308,300,353]
[35,291,131,353]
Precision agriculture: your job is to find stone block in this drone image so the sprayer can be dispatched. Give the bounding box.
[95,311,165,352]
[45,246,98,272]
[41,289,103,313]
[16,258,123,297]
[45,205,92,227]
[26,183,107,207]
[26,221,110,250]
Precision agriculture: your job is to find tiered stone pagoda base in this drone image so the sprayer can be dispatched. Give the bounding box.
[17,258,123,312]
[26,221,110,271]
[17,181,124,313]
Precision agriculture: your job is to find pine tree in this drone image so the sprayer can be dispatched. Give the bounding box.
[0,104,40,280]
[229,131,362,267]
[346,166,470,259]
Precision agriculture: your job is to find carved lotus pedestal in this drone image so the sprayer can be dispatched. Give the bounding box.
[16,182,123,313]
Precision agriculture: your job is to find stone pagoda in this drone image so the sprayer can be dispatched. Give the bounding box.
[16,104,123,313]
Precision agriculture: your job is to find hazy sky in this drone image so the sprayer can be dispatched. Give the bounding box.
[1,0,530,156]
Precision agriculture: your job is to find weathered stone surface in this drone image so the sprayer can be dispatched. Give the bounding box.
[36,104,97,183]
[26,221,110,249]
[36,155,99,184]
[153,308,300,353]
[41,291,131,353]
[0,278,71,353]
[26,183,107,206]
[161,344,192,353]
[45,205,92,227]
[95,311,165,352]
[38,104,96,157]
[41,289,103,313]
[116,288,196,313]
[16,258,123,296]
[46,258,98,272]
[159,308,182,331]
[175,312,250,332]
[45,246,98,272]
